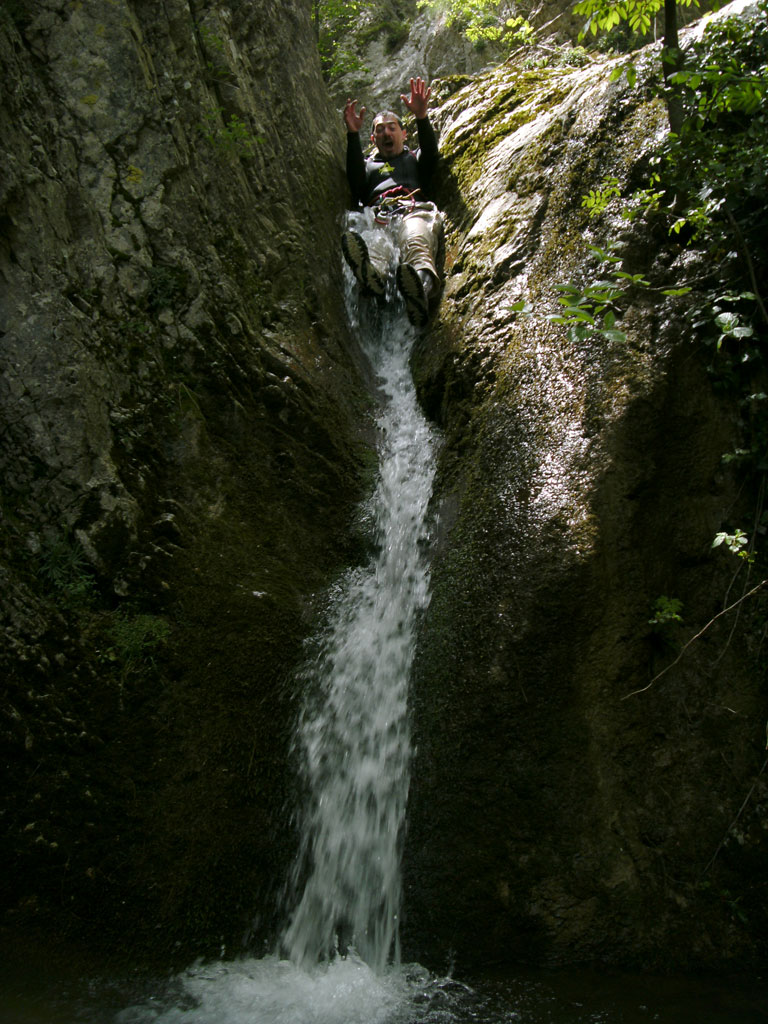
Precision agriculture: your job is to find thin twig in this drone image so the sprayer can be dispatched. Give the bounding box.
[715,479,765,666]
[725,208,768,325]
[504,10,568,64]
[700,755,768,877]
[622,578,768,699]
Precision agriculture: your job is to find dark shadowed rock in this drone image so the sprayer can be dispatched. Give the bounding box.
[0,0,373,967]
[403,14,768,971]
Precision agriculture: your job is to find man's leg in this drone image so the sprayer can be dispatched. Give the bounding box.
[395,204,444,327]
[341,230,387,297]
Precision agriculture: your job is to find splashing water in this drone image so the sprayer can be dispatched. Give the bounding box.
[283,213,438,971]
[112,954,476,1024]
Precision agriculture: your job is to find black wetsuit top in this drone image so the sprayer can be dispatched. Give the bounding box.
[346,116,439,207]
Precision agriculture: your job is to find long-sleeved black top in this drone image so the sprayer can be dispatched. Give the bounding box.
[346,116,438,207]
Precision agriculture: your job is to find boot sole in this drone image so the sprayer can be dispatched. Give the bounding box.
[396,263,429,328]
[342,232,386,297]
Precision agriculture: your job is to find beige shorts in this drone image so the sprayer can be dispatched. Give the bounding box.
[367,201,444,284]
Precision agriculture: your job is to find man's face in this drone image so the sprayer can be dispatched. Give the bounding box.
[371,117,407,158]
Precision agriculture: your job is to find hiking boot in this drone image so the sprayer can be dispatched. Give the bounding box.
[342,231,386,297]
[396,262,431,328]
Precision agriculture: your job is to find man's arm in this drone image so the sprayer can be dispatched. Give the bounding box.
[401,78,438,188]
[344,98,368,205]
[415,116,438,180]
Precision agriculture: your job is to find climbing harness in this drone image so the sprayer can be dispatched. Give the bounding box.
[373,187,419,225]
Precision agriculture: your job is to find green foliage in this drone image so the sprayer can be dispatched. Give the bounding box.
[560,45,591,66]
[418,0,534,49]
[545,242,651,344]
[609,60,637,86]
[568,3,768,476]
[522,44,592,70]
[712,294,755,352]
[319,39,369,79]
[198,107,263,159]
[573,0,699,41]
[712,528,754,563]
[658,8,768,472]
[508,238,685,344]
[39,535,96,608]
[598,8,768,684]
[507,299,533,318]
[661,11,768,239]
[581,175,621,218]
[314,0,371,79]
[516,223,694,343]
[103,611,171,676]
[649,595,684,627]
[548,279,627,343]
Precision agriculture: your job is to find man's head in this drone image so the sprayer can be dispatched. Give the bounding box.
[371,111,407,157]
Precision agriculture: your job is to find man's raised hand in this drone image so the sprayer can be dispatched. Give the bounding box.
[401,77,431,119]
[344,98,366,133]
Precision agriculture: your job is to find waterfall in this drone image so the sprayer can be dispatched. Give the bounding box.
[115,218,445,1023]
[283,213,438,971]
[93,222,756,1024]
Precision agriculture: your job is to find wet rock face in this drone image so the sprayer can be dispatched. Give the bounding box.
[404,38,768,970]
[1,0,370,963]
[3,0,765,979]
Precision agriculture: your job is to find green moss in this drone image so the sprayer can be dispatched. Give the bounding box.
[442,69,572,195]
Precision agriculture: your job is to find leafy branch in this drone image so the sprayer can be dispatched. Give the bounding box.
[622,577,768,699]
[510,241,690,345]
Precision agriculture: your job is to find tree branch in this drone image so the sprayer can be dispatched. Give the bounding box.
[622,578,768,700]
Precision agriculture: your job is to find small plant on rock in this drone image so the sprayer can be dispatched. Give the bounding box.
[198,106,262,159]
[39,534,96,609]
[648,595,684,628]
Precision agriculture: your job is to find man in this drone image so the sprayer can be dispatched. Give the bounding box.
[342,77,444,329]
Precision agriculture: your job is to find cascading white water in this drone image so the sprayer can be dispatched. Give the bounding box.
[283,213,438,972]
[115,217,445,1023]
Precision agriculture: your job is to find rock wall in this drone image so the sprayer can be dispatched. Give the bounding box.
[403,30,768,971]
[2,0,765,982]
[0,0,372,965]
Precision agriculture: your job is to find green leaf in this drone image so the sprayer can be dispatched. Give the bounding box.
[507,300,533,316]
[570,308,598,323]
